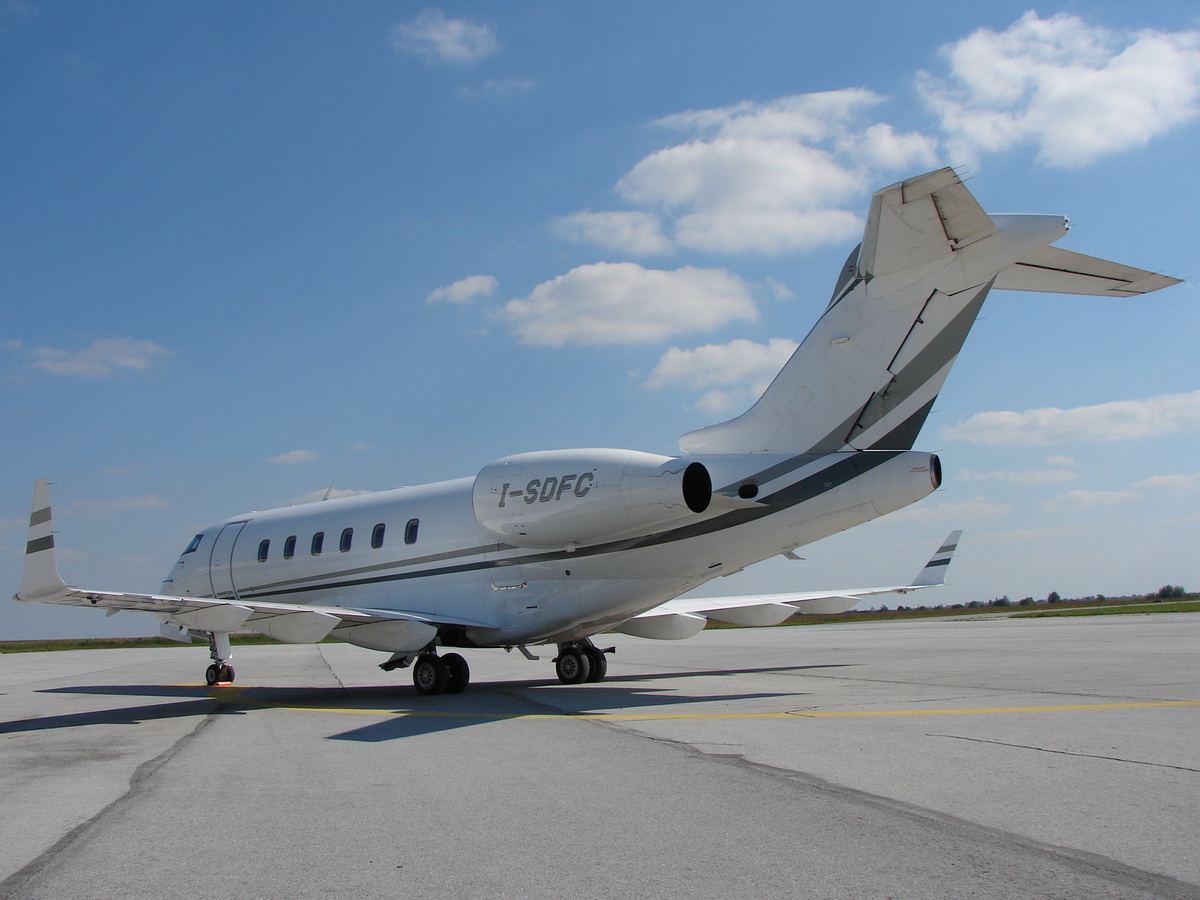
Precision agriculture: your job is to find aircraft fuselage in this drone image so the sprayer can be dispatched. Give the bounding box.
[163,449,941,649]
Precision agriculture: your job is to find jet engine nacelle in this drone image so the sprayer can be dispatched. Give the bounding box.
[473,448,713,549]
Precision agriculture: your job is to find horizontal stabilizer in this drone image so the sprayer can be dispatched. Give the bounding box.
[994,246,1181,297]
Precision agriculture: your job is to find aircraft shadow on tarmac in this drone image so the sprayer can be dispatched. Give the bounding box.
[3,663,853,741]
[0,687,241,735]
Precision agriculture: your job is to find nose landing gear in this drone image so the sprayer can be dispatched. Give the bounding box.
[204,632,235,685]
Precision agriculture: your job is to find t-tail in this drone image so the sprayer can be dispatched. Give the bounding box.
[680,168,1180,457]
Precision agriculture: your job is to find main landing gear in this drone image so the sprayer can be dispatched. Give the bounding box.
[554,639,612,685]
[411,651,470,696]
[205,632,235,686]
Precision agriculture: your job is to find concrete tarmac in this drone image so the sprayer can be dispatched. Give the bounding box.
[1,614,1197,899]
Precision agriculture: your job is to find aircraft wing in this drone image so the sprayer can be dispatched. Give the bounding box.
[13,479,499,646]
[613,530,962,640]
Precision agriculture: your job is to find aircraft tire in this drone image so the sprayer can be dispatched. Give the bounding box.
[555,647,591,685]
[413,655,449,695]
[443,653,470,694]
[221,665,235,684]
[205,664,220,686]
[584,647,607,683]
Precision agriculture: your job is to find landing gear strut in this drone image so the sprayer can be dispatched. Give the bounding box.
[412,650,470,696]
[205,632,235,686]
[554,639,611,685]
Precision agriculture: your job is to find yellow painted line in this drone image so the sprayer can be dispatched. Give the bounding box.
[208,688,1200,721]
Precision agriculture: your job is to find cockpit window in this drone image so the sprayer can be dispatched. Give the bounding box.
[183,534,204,555]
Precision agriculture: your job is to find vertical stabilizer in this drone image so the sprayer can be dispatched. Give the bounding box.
[679,168,1176,457]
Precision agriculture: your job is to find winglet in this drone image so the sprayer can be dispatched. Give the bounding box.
[910,530,962,587]
[16,479,71,601]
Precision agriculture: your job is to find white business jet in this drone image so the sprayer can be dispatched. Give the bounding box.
[14,168,1180,694]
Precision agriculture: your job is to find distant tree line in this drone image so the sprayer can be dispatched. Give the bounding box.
[885,584,1190,612]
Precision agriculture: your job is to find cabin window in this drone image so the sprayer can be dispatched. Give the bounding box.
[371,523,386,549]
[257,539,270,562]
[340,527,353,552]
[283,535,296,559]
[183,534,204,555]
[405,518,419,545]
[311,532,324,556]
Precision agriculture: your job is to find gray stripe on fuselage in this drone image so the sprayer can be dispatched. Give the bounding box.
[856,282,990,438]
[808,280,992,453]
[244,542,510,595]
[866,396,937,452]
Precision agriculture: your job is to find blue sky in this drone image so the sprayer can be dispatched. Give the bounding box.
[3,2,1198,639]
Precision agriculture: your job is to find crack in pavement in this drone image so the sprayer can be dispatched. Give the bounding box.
[927,733,1200,773]
[0,701,228,899]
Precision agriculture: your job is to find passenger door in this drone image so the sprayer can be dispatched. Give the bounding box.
[208,521,248,599]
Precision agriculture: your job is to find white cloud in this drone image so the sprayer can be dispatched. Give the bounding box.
[673,207,862,256]
[692,389,745,416]
[499,262,757,346]
[559,89,938,257]
[942,390,1200,446]
[654,89,903,145]
[957,467,1076,485]
[1040,489,1140,512]
[553,211,672,255]
[885,495,1013,525]
[269,450,319,465]
[391,9,499,64]
[644,338,796,391]
[30,337,170,377]
[764,277,794,300]
[839,122,942,171]
[919,12,1200,167]
[618,136,863,213]
[1134,473,1200,491]
[644,337,798,415]
[426,274,498,304]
